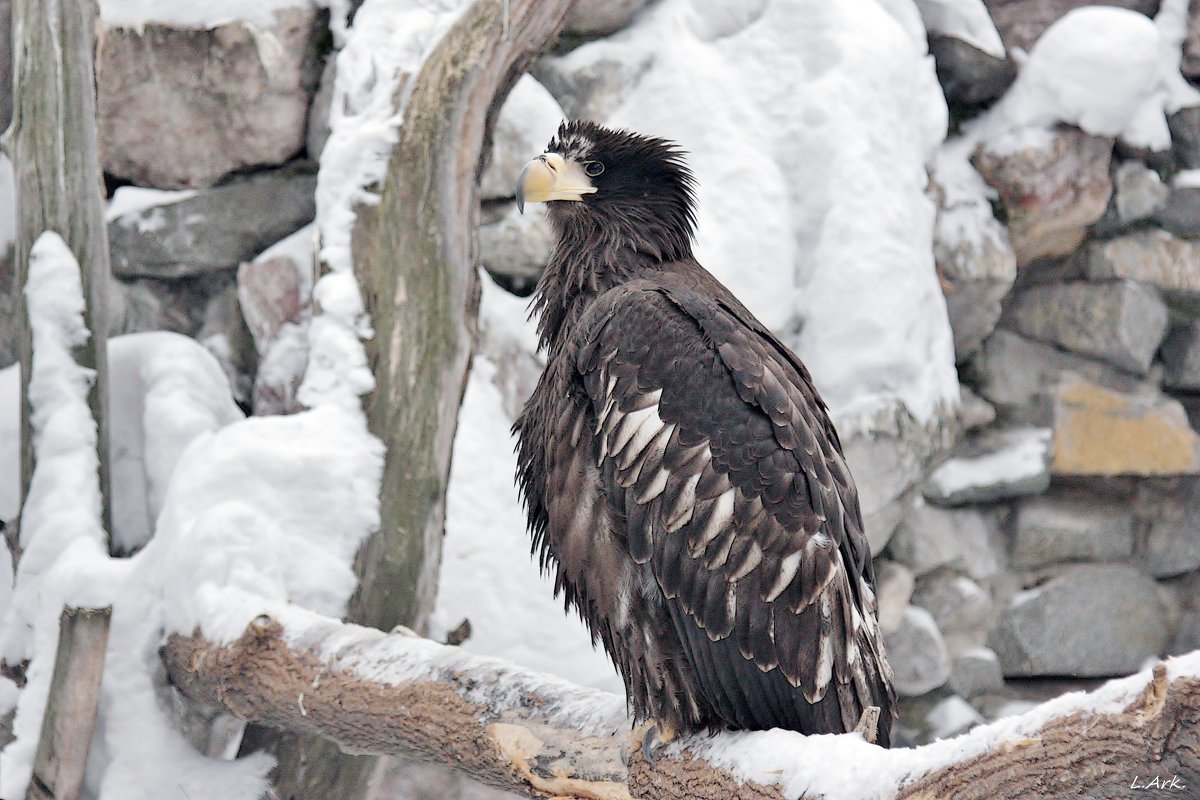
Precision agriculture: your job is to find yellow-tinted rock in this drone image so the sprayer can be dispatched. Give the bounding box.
[1052,376,1200,475]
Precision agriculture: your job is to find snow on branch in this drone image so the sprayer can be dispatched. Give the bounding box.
[162,609,1200,800]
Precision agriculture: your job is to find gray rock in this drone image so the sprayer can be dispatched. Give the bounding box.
[970,329,1151,424]
[973,128,1113,267]
[109,272,229,338]
[197,277,257,404]
[912,570,992,635]
[948,647,1005,698]
[1170,612,1200,656]
[928,35,1015,105]
[1003,281,1168,375]
[478,202,554,282]
[564,0,654,37]
[990,564,1168,677]
[843,427,937,557]
[1183,1,1200,84]
[1113,161,1168,224]
[1162,322,1200,391]
[97,8,326,188]
[306,54,336,161]
[890,499,1002,579]
[1135,478,1200,578]
[481,75,566,201]
[958,386,997,431]
[1011,491,1134,567]
[984,0,1159,54]
[109,165,316,279]
[875,560,915,636]
[1086,230,1200,310]
[885,606,953,696]
[924,427,1052,506]
[1168,107,1200,169]
[925,695,985,739]
[1154,185,1200,239]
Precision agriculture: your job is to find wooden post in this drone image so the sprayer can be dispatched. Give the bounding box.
[9,0,113,541]
[25,608,112,800]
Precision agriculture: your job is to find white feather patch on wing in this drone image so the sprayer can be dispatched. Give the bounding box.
[764,550,803,603]
[690,487,735,558]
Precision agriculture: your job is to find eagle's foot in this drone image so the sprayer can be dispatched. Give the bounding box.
[629,719,677,764]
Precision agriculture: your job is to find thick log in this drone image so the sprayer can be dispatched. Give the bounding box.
[9,0,112,540]
[163,614,1200,800]
[26,608,112,800]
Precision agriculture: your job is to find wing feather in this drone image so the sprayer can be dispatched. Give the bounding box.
[573,278,894,741]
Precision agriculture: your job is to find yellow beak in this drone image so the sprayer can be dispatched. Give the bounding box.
[516,152,597,213]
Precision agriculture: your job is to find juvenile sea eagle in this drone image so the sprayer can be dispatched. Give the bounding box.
[513,121,895,747]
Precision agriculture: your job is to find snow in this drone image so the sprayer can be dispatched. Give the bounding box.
[99,0,314,29]
[108,333,244,553]
[430,275,621,694]
[913,0,1005,58]
[929,134,1012,272]
[925,695,984,739]
[978,2,1200,153]
[926,427,1052,499]
[691,650,1200,800]
[104,187,196,222]
[1173,169,1200,189]
[0,366,18,524]
[541,0,959,435]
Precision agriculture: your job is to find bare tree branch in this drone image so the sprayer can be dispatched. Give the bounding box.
[163,614,1200,800]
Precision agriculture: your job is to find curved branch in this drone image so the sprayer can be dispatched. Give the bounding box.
[162,613,1200,800]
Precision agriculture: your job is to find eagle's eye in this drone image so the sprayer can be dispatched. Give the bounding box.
[584,161,605,177]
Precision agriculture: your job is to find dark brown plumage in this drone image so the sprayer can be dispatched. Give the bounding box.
[513,121,895,745]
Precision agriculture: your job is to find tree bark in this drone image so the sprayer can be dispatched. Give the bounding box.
[164,615,1200,800]
[9,0,113,544]
[238,1,573,796]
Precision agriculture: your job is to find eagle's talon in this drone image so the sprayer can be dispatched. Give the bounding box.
[640,720,677,763]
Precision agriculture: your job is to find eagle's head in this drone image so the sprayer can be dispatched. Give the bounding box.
[516,121,697,261]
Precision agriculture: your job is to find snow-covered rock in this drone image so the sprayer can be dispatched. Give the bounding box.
[108,332,244,553]
[990,564,1168,677]
[1003,280,1168,376]
[984,0,1160,54]
[885,605,953,696]
[96,0,326,188]
[972,128,1113,267]
[979,4,1198,153]
[929,137,1017,361]
[924,427,1052,506]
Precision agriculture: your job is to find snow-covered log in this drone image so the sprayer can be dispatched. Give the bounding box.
[163,613,1200,800]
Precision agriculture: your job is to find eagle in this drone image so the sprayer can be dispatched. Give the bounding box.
[512,121,895,749]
